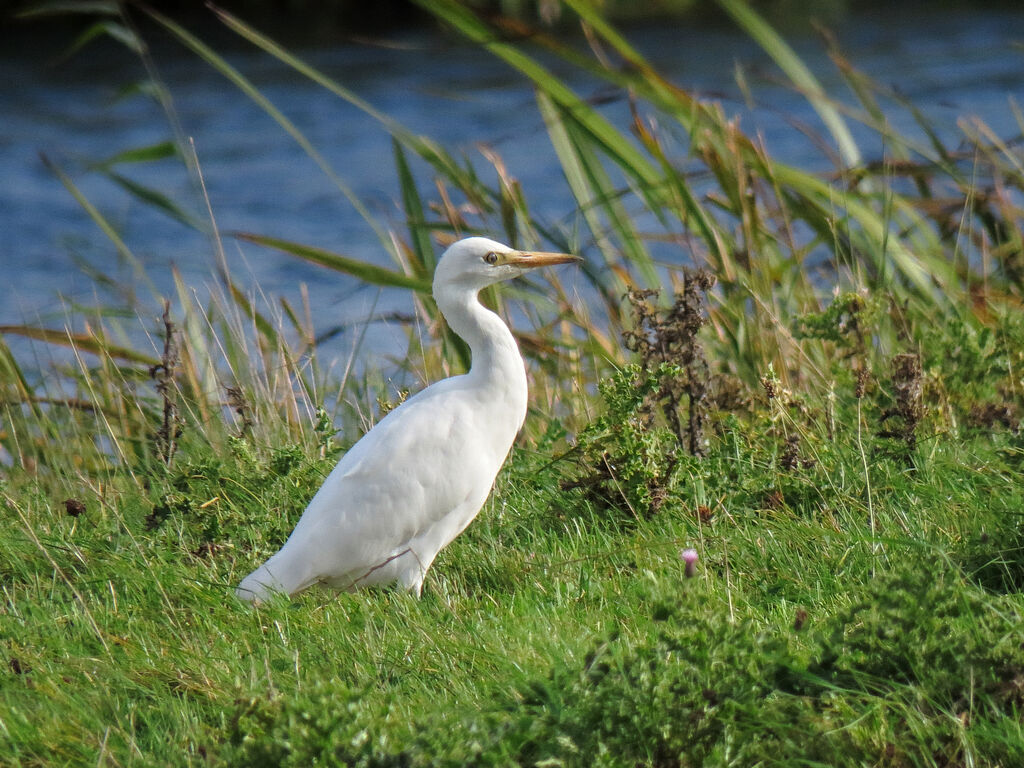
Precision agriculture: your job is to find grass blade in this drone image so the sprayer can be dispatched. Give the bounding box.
[392,139,437,277]
[40,154,144,275]
[537,91,656,292]
[208,3,484,200]
[414,0,665,199]
[92,142,178,169]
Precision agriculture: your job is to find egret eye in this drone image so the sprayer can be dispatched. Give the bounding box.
[483,252,499,265]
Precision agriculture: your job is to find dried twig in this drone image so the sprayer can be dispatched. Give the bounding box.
[150,301,180,466]
[879,352,924,459]
[622,269,716,457]
[226,386,254,436]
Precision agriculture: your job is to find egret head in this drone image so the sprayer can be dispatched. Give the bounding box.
[433,237,579,295]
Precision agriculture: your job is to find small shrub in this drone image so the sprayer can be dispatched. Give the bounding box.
[959,514,1024,595]
[562,363,685,519]
[923,312,1024,431]
[145,438,337,555]
[809,568,1024,711]
[622,272,717,457]
[794,291,880,355]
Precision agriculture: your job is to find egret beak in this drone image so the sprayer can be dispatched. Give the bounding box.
[506,250,581,269]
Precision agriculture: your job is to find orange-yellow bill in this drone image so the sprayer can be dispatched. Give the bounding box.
[506,250,581,268]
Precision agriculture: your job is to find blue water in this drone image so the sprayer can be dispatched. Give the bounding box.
[1,8,1022,364]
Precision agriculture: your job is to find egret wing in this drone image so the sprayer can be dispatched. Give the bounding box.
[277,378,504,587]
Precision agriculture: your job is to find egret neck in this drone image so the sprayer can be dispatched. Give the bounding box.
[433,280,529,427]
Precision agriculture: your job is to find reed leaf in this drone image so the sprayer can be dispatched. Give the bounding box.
[770,164,948,297]
[413,0,665,206]
[207,3,487,204]
[59,19,143,59]
[393,140,437,278]
[0,336,32,402]
[558,0,700,114]
[0,325,159,367]
[540,95,681,310]
[104,171,205,230]
[510,2,960,303]
[40,154,148,283]
[233,233,432,294]
[92,142,178,170]
[15,1,118,18]
[537,90,630,298]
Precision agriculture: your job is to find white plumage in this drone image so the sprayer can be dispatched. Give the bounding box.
[236,237,578,601]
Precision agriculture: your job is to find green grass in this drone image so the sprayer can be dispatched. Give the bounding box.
[3,345,1023,765]
[4,1,1024,765]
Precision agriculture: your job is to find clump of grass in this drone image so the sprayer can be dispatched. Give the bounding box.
[560,362,681,518]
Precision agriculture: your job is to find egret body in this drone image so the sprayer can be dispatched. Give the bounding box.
[236,237,578,601]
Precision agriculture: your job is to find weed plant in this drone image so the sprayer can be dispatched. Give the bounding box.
[3,1,1024,765]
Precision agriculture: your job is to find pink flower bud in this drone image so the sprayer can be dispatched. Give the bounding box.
[680,548,699,578]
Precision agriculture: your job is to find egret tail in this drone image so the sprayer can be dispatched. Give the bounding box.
[236,553,315,602]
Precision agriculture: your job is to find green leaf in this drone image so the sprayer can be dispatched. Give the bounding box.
[771,164,950,297]
[208,5,480,198]
[141,6,394,256]
[104,172,205,230]
[224,280,280,350]
[537,91,642,295]
[0,325,159,367]
[233,233,432,294]
[94,142,178,169]
[59,19,143,59]
[16,1,118,18]
[413,0,665,201]
[0,335,32,401]
[392,140,436,277]
[40,154,157,297]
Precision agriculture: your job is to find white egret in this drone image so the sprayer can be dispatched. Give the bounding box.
[236,237,579,601]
